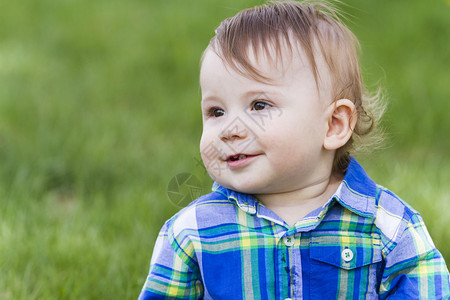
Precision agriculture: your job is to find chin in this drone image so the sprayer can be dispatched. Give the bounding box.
[226,180,265,195]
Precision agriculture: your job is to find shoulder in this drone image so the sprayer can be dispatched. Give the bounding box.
[375,185,419,222]
[374,185,435,256]
[341,158,426,250]
[164,190,239,239]
[375,185,421,236]
[373,187,450,298]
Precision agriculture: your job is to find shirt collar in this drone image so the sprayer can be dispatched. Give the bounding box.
[212,182,257,214]
[333,157,377,218]
[211,157,377,218]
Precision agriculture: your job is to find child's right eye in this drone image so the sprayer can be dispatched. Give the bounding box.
[208,107,225,118]
[252,101,271,111]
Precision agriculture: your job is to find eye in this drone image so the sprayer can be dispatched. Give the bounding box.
[252,101,271,111]
[208,107,225,118]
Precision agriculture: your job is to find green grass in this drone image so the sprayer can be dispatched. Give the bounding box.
[0,0,449,298]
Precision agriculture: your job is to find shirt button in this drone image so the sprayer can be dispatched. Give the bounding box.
[283,235,295,247]
[342,248,354,262]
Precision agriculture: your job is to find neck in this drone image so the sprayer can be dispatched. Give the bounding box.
[255,175,342,227]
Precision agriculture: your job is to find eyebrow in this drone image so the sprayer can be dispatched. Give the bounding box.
[243,90,283,100]
[201,89,284,104]
[200,95,220,104]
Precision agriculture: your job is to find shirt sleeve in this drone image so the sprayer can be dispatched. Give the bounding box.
[379,213,450,299]
[138,222,203,300]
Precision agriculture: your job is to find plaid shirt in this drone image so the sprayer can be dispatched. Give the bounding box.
[139,158,450,299]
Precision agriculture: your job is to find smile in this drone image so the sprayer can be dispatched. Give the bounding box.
[226,153,259,169]
[228,154,248,161]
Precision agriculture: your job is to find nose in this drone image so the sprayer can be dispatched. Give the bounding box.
[220,117,249,142]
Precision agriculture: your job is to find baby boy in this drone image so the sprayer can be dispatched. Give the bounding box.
[139,1,450,299]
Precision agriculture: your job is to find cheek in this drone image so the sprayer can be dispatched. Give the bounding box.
[199,129,219,165]
[199,132,208,151]
[199,133,211,157]
[260,120,320,159]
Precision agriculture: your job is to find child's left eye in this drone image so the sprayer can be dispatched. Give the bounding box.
[252,101,270,111]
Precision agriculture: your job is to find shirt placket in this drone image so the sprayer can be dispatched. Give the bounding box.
[254,202,307,300]
[275,230,303,300]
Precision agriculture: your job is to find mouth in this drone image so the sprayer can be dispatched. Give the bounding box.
[226,153,260,170]
[227,154,250,162]
[225,153,260,169]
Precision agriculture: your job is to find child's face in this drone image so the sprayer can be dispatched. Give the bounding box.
[199,46,334,196]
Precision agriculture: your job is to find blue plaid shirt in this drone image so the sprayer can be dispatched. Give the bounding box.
[139,158,450,299]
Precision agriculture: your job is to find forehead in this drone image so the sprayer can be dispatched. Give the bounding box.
[199,49,334,110]
[203,41,304,80]
[202,37,332,94]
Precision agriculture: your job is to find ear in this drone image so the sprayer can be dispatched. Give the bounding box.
[323,99,357,150]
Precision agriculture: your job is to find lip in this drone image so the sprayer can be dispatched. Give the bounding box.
[226,154,260,169]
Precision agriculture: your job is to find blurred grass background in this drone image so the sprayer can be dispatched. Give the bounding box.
[0,0,448,298]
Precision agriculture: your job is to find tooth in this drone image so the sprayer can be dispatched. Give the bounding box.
[239,155,246,160]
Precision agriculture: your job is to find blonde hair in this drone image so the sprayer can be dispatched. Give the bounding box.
[206,0,384,175]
